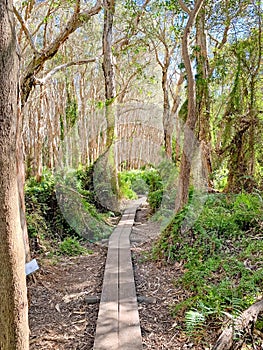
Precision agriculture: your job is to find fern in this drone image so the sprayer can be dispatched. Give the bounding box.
[185,310,205,336]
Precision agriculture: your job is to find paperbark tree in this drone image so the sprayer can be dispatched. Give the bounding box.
[18,0,102,107]
[175,0,205,213]
[196,8,213,187]
[139,1,184,160]
[154,40,175,159]
[223,29,262,193]
[0,0,29,348]
[103,0,116,150]
[14,0,102,260]
[94,0,120,211]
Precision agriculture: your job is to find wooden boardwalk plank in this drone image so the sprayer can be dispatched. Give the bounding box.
[93,198,144,350]
[93,246,119,349]
[119,232,141,350]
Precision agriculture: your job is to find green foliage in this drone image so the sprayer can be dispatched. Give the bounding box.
[148,189,163,212]
[211,29,263,192]
[25,167,113,254]
[185,310,205,337]
[25,170,76,242]
[148,161,178,215]
[118,168,162,201]
[66,98,78,129]
[118,167,174,216]
[58,237,91,256]
[118,172,138,199]
[144,168,163,211]
[154,192,263,336]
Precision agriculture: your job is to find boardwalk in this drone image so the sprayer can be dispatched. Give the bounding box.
[93,198,145,350]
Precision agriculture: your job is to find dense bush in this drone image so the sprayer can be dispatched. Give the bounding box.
[118,171,138,199]
[25,168,113,254]
[154,192,263,325]
[25,171,75,242]
[118,168,163,202]
[118,163,178,215]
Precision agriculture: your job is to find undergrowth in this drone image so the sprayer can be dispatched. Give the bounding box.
[153,192,263,341]
[118,167,163,202]
[118,162,177,221]
[58,237,93,256]
[25,167,114,255]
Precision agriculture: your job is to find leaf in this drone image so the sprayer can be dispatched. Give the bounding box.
[185,310,205,335]
[55,303,61,313]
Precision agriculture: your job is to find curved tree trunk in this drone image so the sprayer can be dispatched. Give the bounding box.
[98,0,119,209]
[0,1,29,348]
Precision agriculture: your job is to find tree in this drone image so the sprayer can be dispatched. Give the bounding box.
[16,0,102,107]
[0,0,29,348]
[174,0,205,213]
[103,0,116,149]
[195,7,213,187]
[225,27,262,192]
[14,0,102,261]
[210,1,262,192]
[138,0,185,159]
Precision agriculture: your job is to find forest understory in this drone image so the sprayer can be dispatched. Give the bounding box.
[28,203,263,350]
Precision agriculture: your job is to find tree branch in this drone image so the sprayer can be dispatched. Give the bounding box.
[35,58,98,85]
[178,0,191,15]
[21,0,102,107]
[213,300,263,350]
[13,5,40,55]
[114,0,151,49]
[116,61,150,103]
[43,0,102,61]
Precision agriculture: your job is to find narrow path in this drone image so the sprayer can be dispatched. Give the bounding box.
[93,198,145,350]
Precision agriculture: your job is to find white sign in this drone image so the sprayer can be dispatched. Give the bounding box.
[25,259,39,276]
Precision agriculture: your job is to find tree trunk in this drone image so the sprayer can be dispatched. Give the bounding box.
[0,1,29,348]
[175,0,205,213]
[171,73,184,162]
[196,9,213,188]
[102,0,116,150]
[162,66,172,159]
[100,0,119,204]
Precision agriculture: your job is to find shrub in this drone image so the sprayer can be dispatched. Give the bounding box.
[25,167,113,254]
[58,237,91,256]
[148,189,163,212]
[118,168,163,203]
[154,192,263,334]
[118,172,138,199]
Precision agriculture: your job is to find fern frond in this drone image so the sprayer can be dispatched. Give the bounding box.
[185,310,205,335]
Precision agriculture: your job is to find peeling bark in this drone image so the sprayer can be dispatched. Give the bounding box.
[175,0,205,213]
[0,1,29,348]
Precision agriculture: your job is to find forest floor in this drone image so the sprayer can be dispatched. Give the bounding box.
[28,203,237,349]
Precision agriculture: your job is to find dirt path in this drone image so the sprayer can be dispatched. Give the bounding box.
[131,205,202,349]
[28,244,107,350]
